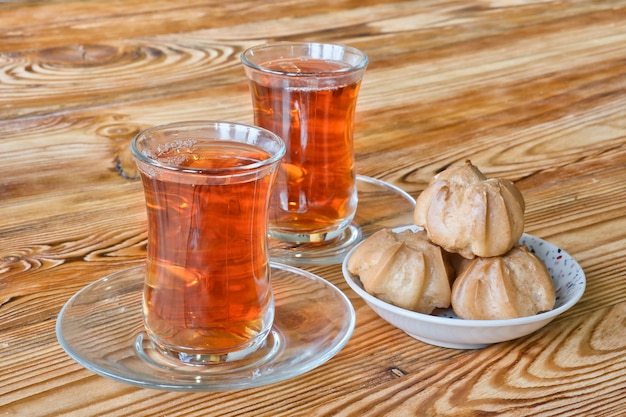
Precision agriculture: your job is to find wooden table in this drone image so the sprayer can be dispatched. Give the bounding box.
[1,1,625,415]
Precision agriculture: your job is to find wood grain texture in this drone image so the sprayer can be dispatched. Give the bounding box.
[1,0,625,416]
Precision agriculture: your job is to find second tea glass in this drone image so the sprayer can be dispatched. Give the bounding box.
[242,42,369,256]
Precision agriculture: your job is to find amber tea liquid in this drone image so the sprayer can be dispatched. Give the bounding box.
[132,122,284,363]
[243,46,368,243]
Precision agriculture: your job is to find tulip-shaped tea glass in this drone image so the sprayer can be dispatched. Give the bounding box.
[131,121,285,364]
[242,42,370,264]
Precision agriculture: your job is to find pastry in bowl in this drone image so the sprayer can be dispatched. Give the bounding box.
[343,226,585,349]
[414,160,525,258]
[451,244,556,320]
[346,228,454,314]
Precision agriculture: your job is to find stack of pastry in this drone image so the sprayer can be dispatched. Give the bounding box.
[347,160,555,320]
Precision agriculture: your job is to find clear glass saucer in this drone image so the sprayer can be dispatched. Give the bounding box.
[56,263,355,391]
[269,175,416,265]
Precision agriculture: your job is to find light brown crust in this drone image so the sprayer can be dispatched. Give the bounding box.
[347,228,454,314]
[451,245,556,320]
[414,160,525,259]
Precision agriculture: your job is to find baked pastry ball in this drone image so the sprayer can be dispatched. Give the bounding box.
[414,160,525,259]
[451,245,556,320]
[347,228,454,314]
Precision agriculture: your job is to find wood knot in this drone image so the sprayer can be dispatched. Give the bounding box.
[96,122,145,180]
[36,44,125,67]
[2,255,22,263]
[389,367,408,378]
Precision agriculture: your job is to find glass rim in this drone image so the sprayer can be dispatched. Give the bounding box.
[240,41,369,77]
[130,120,286,175]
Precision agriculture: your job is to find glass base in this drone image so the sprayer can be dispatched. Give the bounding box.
[269,221,351,244]
[269,175,416,265]
[135,329,284,373]
[147,325,271,365]
[56,263,355,391]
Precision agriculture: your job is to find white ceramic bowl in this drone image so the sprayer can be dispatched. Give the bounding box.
[342,225,586,349]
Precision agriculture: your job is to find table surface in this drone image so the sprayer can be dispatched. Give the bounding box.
[1,1,625,416]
